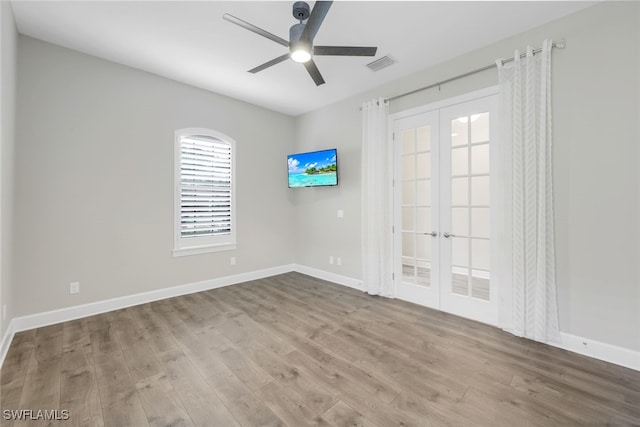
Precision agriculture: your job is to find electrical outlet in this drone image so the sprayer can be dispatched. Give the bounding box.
[337,210,344,218]
[329,256,334,265]
[69,282,80,295]
[230,256,236,265]
[336,257,342,266]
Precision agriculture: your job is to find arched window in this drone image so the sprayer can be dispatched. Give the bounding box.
[173,128,236,256]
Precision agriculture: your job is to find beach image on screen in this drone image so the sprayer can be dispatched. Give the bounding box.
[288,149,337,187]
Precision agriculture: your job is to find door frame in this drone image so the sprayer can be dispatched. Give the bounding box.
[388,86,503,326]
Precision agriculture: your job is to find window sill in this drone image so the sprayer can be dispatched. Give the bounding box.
[172,243,236,257]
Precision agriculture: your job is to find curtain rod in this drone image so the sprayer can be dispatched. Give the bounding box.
[368,39,565,106]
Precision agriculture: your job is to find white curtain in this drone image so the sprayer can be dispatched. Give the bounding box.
[361,98,393,296]
[496,40,560,343]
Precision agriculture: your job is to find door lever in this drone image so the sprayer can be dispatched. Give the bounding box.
[443,232,456,238]
[423,231,438,237]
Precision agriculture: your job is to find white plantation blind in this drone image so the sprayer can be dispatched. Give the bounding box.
[174,129,236,256]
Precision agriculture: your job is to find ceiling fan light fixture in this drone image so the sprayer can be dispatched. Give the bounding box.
[291,47,312,63]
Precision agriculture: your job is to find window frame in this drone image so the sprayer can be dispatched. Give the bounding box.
[173,127,237,257]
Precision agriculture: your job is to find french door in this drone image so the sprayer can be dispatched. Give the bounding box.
[392,92,499,325]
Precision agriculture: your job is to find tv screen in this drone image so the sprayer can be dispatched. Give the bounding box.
[287,148,338,188]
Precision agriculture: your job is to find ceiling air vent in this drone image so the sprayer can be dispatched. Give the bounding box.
[366,55,394,72]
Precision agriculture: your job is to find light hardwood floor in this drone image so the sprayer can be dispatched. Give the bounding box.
[1,272,639,426]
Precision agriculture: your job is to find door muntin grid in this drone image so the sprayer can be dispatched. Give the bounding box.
[401,125,433,287]
[449,112,491,300]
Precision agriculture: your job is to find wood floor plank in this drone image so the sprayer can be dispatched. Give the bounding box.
[321,401,379,427]
[207,308,296,357]
[1,272,638,426]
[14,325,63,427]
[254,380,334,427]
[89,315,149,427]
[127,303,181,355]
[222,285,403,404]
[135,373,194,427]
[199,327,273,392]
[209,320,339,416]
[59,346,104,427]
[156,348,240,427]
[151,299,284,427]
[284,350,424,427]
[114,311,165,384]
[0,331,36,427]
[62,319,91,352]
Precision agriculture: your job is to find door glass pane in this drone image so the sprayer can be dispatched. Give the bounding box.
[416,180,430,205]
[451,177,468,205]
[451,118,468,146]
[402,207,414,231]
[402,129,415,154]
[471,176,490,206]
[402,155,415,180]
[451,208,469,236]
[416,126,431,151]
[416,234,430,260]
[402,233,414,258]
[451,147,469,176]
[471,239,490,270]
[402,182,414,204]
[471,208,490,238]
[471,144,490,175]
[416,153,431,179]
[451,238,469,267]
[471,112,489,143]
[415,207,431,233]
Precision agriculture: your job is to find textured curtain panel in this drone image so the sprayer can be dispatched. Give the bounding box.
[497,40,560,343]
[361,98,393,296]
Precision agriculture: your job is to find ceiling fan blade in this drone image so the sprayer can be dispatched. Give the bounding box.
[304,59,326,86]
[314,46,378,56]
[300,1,333,44]
[223,13,289,47]
[248,53,291,74]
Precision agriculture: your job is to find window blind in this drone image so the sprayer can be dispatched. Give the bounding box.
[179,135,232,238]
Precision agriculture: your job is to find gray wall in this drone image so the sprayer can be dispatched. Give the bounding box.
[8,1,640,354]
[0,1,17,338]
[14,36,295,317]
[293,1,640,351]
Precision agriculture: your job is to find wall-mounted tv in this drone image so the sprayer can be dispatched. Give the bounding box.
[287,148,338,188]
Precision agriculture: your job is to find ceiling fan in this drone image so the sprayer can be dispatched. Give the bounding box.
[223,1,377,86]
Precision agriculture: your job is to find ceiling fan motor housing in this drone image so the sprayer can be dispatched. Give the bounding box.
[289,22,311,62]
[289,22,305,43]
[292,2,310,21]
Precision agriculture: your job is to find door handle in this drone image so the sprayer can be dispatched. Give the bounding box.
[443,232,456,238]
[423,231,438,237]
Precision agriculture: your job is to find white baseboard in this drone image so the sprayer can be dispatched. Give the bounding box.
[10,264,295,334]
[0,263,346,368]
[293,264,362,291]
[2,263,638,373]
[549,332,640,372]
[0,320,15,369]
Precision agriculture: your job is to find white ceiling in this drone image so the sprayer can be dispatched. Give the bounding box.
[11,1,596,116]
